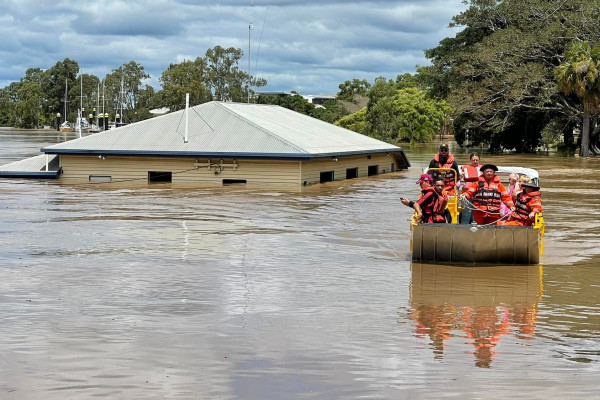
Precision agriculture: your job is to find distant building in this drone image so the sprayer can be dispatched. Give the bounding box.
[0,101,409,187]
[302,94,337,106]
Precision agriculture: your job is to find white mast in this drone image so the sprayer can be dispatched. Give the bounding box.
[184,93,189,143]
[248,0,253,103]
[78,74,82,138]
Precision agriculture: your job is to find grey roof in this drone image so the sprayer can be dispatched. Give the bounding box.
[0,154,60,178]
[42,101,402,160]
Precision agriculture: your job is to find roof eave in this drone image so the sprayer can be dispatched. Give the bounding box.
[41,148,405,161]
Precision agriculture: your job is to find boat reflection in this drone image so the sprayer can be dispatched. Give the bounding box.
[409,263,543,368]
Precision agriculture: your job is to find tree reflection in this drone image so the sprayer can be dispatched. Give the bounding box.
[409,263,543,368]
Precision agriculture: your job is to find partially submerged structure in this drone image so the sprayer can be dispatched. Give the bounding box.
[0,101,409,187]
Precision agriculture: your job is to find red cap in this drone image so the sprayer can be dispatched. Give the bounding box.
[416,174,433,184]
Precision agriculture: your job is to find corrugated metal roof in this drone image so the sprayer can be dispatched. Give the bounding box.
[42,101,401,158]
[0,154,60,178]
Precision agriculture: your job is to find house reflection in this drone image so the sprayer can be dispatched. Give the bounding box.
[409,263,543,368]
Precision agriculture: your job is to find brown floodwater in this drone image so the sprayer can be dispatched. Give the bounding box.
[1,128,599,399]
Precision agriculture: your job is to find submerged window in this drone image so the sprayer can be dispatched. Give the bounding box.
[368,165,379,176]
[223,179,247,185]
[346,167,358,179]
[89,175,111,183]
[320,171,335,183]
[148,171,172,182]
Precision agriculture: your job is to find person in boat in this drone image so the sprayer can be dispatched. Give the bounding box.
[512,174,531,201]
[401,175,448,224]
[500,173,519,217]
[459,152,481,224]
[428,143,459,196]
[507,173,519,199]
[498,182,542,226]
[462,164,515,225]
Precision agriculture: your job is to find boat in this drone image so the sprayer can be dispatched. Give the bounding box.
[59,76,91,135]
[59,79,72,133]
[409,166,545,264]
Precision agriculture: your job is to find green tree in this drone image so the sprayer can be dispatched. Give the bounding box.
[337,79,371,102]
[310,100,349,123]
[555,41,600,157]
[422,0,600,152]
[159,58,212,111]
[104,61,150,123]
[0,87,13,126]
[13,81,44,128]
[394,88,452,144]
[43,58,79,124]
[204,46,265,102]
[335,107,368,134]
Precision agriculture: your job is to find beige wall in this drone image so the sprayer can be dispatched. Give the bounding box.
[300,153,399,185]
[58,152,404,186]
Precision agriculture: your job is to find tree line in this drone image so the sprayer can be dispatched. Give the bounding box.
[0,46,266,129]
[4,1,600,156]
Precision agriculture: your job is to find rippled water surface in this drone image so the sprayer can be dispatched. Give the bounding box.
[1,128,600,399]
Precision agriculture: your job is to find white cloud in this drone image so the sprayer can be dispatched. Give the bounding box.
[0,0,466,94]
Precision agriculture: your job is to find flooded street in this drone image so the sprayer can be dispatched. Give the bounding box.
[1,128,600,399]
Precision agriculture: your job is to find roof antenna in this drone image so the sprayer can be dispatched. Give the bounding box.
[184,93,189,143]
[247,0,253,104]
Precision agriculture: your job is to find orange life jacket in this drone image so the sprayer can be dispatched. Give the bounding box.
[461,165,481,182]
[432,153,457,193]
[419,187,448,223]
[468,175,512,213]
[511,190,542,225]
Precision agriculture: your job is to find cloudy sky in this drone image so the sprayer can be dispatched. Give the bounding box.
[0,0,467,95]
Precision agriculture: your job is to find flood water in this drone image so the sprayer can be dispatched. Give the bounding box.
[1,127,600,399]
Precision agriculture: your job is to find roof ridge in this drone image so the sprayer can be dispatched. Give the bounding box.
[214,102,308,154]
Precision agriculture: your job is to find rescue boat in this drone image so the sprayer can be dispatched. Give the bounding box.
[410,166,545,265]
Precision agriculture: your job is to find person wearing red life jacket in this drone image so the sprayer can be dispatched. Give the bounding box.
[401,175,448,223]
[463,164,515,225]
[459,152,481,224]
[498,182,542,226]
[428,143,459,196]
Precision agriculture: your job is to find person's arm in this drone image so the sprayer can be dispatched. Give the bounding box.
[528,196,542,218]
[401,197,423,221]
[413,202,423,222]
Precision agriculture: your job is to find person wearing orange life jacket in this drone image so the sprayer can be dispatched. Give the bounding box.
[428,143,459,196]
[401,175,448,223]
[498,182,542,226]
[459,152,481,224]
[463,164,515,225]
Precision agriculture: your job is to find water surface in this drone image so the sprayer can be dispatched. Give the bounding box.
[1,129,599,399]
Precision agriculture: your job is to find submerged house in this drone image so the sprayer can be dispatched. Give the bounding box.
[0,101,409,187]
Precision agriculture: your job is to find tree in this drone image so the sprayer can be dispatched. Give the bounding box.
[159,58,212,111]
[310,100,349,123]
[0,87,14,126]
[394,88,452,144]
[335,108,368,134]
[555,41,600,157]
[337,79,371,102]
[204,46,265,102]
[13,81,44,128]
[43,58,79,123]
[104,61,150,123]
[422,0,600,152]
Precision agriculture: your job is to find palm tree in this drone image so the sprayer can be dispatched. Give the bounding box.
[555,41,600,157]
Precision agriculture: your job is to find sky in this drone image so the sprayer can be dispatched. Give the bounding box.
[0,0,467,96]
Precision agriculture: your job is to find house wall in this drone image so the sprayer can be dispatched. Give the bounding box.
[58,152,405,186]
[59,156,301,186]
[300,153,399,185]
